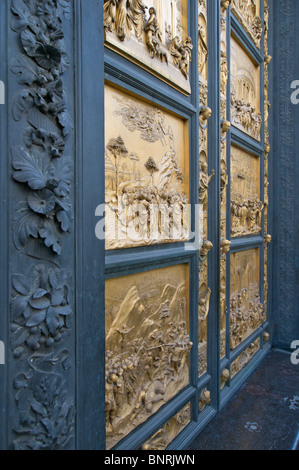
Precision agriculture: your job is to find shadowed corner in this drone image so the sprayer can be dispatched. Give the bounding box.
[0,341,5,365]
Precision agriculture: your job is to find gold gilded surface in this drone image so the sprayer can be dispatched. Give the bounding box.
[104,0,192,94]
[141,404,190,450]
[231,338,260,378]
[105,264,191,449]
[231,146,263,238]
[231,0,262,48]
[231,36,261,140]
[199,388,211,411]
[198,5,208,80]
[230,249,264,349]
[105,84,189,250]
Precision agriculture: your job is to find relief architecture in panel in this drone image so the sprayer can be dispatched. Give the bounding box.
[230,37,262,141]
[105,265,192,449]
[104,0,193,94]
[231,146,263,238]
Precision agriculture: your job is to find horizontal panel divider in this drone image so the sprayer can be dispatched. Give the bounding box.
[231,127,264,156]
[105,247,198,278]
[230,236,264,252]
[230,14,264,65]
[104,54,197,118]
[113,386,196,451]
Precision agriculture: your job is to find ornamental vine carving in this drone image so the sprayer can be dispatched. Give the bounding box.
[9,0,74,451]
[13,349,75,450]
[10,0,73,256]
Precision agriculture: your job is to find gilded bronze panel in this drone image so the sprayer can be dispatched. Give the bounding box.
[105,264,191,449]
[231,36,261,140]
[105,84,189,250]
[230,249,264,349]
[104,0,192,94]
[231,146,263,238]
[141,403,190,450]
[231,338,260,378]
[231,0,262,48]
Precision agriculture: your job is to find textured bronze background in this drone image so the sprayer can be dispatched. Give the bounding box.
[105,264,191,449]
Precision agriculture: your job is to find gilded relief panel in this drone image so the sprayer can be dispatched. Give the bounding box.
[141,404,190,450]
[263,0,271,319]
[105,84,189,250]
[104,0,192,94]
[219,0,231,359]
[231,146,263,238]
[231,338,260,378]
[231,37,261,140]
[231,0,262,48]
[197,0,213,378]
[105,264,191,449]
[230,249,264,349]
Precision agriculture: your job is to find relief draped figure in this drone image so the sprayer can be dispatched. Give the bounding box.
[115,0,133,41]
[144,7,163,59]
[131,0,147,39]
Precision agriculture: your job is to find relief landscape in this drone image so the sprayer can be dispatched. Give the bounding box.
[105,85,189,250]
[105,264,191,449]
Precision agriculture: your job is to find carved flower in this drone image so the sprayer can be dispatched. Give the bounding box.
[34,44,61,70]
[27,189,56,215]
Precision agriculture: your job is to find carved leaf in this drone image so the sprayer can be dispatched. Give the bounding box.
[11,296,28,320]
[25,309,47,327]
[48,157,72,197]
[12,90,34,121]
[52,305,72,316]
[12,146,48,190]
[56,210,72,233]
[12,274,31,295]
[21,29,37,57]
[11,0,30,32]
[39,219,62,255]
[50,288,64,306]
[30,398,47,418]
[46,306,60,335]
[32,288,48,299]
[10,327,30,350]
[57,0,72,19]
[11,59,37,85]
[13,211,41,249]
[57,111,72,137]
[28,295,50,310]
